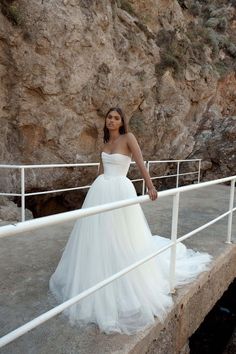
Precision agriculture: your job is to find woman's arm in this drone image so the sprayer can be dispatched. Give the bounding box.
[127,132,158,201]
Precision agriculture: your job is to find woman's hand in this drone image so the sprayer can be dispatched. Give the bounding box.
[148,187,158,201]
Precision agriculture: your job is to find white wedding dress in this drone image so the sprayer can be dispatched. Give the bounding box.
[49,152,212,335]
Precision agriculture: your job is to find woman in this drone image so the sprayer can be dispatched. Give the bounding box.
[49,107,211,335]
[98,107,158,201]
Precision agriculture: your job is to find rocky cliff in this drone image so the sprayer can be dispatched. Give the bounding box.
[0,0,235,216]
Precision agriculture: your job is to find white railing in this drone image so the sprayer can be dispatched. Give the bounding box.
[0,175,235,348]
[147,159,201,189]
[0,158,201,221]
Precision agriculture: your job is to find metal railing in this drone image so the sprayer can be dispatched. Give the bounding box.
[0,175,235,348]
[147,159,201,189]
[0,158,201,221]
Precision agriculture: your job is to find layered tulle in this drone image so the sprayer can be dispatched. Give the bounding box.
[49,153,212,334]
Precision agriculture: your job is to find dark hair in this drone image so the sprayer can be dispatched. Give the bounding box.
[103,107,128,143]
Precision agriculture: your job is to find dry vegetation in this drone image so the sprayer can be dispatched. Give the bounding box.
[116,0,236,79]
[0,0,23,25]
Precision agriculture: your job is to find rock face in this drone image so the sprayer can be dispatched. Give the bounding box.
[0,0,235,216]
[0,196,33,222]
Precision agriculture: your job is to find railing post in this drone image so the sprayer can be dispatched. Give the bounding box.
[176,161,180,188]
[226,178,235,244]
[142,161,148,195]
[198,160,201,184]
[170,191,180,293]
[21,167,25,222]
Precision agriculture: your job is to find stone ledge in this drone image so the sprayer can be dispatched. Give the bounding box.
[128,244,236,354]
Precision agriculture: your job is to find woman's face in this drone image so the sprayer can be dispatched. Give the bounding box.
[106,110,123,131]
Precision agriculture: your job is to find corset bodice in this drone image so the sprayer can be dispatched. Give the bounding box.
[101,152,131,177]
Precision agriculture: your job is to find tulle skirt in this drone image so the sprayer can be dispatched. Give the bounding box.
[49,174,212,334]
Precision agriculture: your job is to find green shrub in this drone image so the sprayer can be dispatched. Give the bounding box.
[217,34,228,49]
[205,17,219,29]
[155,52,181,78]
[156,29,175,48]
[155,29,190,78]
[214,60,231,77]
[195,27,220,58]
[119,0,136,16]
[129,113,146,134]
[135,21,155,40]
[159,1,236,76]
[177,0,188,9]
[189,2,202,16]
[135,70,145,81]
[217,17,227,32]
[8,4,22,24]
[226,43,236,58]
[0,0,23,25]
[190,41,207,62]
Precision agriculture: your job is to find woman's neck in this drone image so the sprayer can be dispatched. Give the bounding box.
[108,132,120,142]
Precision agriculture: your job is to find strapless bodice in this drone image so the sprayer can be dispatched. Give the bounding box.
[101,152,131,177]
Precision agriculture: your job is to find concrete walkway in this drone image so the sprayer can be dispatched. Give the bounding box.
[0,184,235,354]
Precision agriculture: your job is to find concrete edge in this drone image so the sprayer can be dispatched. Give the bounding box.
[123,244,236,354]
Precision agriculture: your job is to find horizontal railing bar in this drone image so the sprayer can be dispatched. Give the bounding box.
[0,193,22,197]
[0,171,199,198]
[0,162,137,169]
[0,165,24,169]
[177,171,199,176]
[0,171,198,197]
[148,159,201,164]
[0,195,150,238]
[151,175,177,180]
[26,185,91,196]
[0,160,200,199]
[2,181,145,198]
[0,163,99,169]
[0,176,235,239]
[130,178,143,182]
[18,179,146,197]
[177,207,236,244]
[178,159,202,163]
[0,241,174,348]
[24,177,153,196]
[0,159,200,169]
[150,171,199,180]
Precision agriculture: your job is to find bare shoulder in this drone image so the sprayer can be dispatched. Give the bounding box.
[125,132,139,145]
[125,132,137,141]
